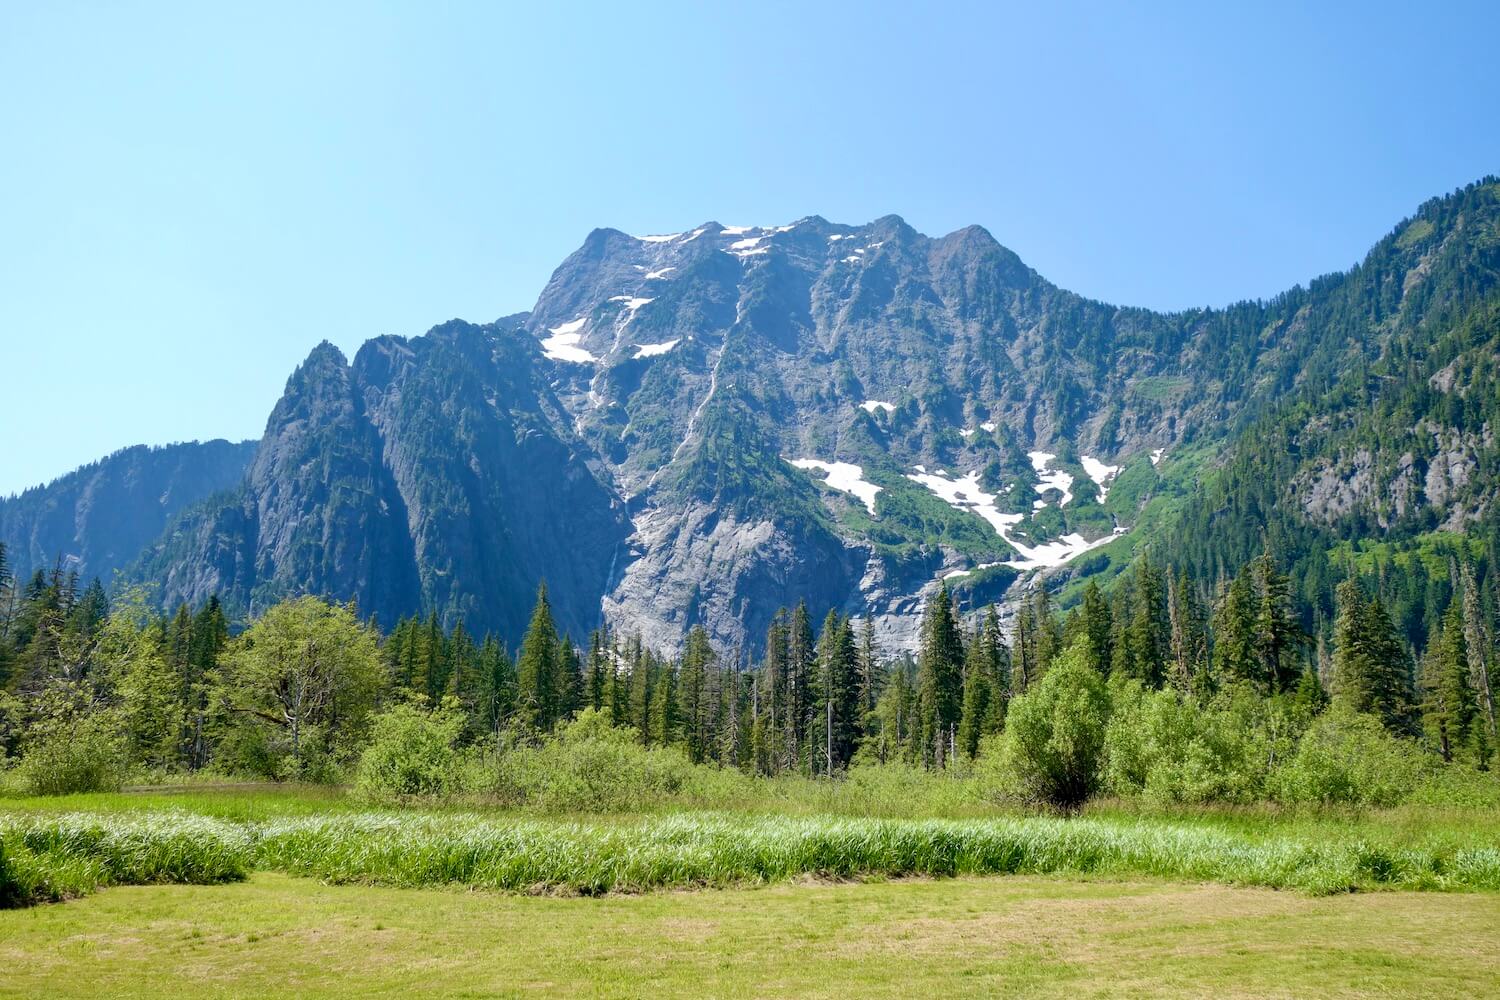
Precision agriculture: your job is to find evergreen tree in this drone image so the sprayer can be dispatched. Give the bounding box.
[1251,551,1302,693]
[1126,557,1169,687]
[957,614,1001,758]
[786,602,815,771]
[857,614,883,721]
[648,658,676,746]
[1420,600,1482,764]
[677,626,714,762]
[814,611,859,774]
[916,583,963,767]
[1076,580,1113,675]
[1330,579,1415,732]
[1212,565,1257,688]
[515,583,561,730]
[1460,563,1498,743]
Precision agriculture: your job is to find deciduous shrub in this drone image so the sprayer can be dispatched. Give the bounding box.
[1274,708,1424,807]
[16,713,125,796]
[489,708,696,812]
[987,644,1110,809]
[1103,681,1280,805]
[355,700,467,802]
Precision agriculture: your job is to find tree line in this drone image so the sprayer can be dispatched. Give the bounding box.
[0,536,1495,787]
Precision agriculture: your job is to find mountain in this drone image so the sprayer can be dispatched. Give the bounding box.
[28,178,1500,651]
[0,440,257,585]
[129,327,631,642]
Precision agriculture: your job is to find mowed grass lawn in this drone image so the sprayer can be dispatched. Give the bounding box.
[4,872,1500,999]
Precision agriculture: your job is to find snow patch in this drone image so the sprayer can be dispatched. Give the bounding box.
[905,469,1021,537]
[1079,455,1120,502]
[633,339,680,359]
[608,295,654,311]
[1151,448,1166,466]
[790,459,882,515]
[981,421,997,433]
[644,266,676,280]
[729,236,765,251]
[542,318,596,364]
[860,400,896,415]
[720,224,754,235]
[634,233,680,243]
[1028,451,1074,507]
[907,466,1122,571]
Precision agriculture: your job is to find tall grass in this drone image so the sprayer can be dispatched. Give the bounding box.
[0,813,252,906]
[253,811,1500,896]
[7,807,1498,907]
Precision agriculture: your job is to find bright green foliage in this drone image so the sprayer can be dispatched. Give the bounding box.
[354,699,466,801]
[490,708,697,812]
[995,642,1111,808]
[1103,681,1280,804]
[215,596,384,781]
[15,699,124,796]
[1274,708,1425,806]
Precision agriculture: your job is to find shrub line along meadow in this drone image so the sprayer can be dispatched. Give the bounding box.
[5,805,1500,907]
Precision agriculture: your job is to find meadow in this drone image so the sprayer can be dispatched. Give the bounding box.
[5,781,1500,905]
[5,780,1500,996]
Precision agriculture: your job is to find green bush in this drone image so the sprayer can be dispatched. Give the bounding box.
[1274,709,1424,807]
[17,714,126,797]
[988,644,1110,809]
[1103,681,1275,805]
[489,709,696,812]
[354,700,467,802]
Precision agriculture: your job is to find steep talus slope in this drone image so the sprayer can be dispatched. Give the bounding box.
[0,439,256,584]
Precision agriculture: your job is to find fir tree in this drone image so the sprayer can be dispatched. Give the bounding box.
[916,583,963,767]
[1420,600,1481,764]
[515,583,561,730]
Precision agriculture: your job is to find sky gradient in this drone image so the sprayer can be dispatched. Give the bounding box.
[3,1,1499,496]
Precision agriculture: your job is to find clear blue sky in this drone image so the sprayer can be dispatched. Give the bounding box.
[3,1,1498,496]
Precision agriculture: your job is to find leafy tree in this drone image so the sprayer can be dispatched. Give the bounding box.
[996,642,1111,808]
[216,596,384,778]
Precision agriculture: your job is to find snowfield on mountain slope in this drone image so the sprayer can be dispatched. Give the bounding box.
[788,459,882,515]
[905,466,1123,572]
[1079,455,1121,501]
[634,340,680,359]
[541,318,596,363]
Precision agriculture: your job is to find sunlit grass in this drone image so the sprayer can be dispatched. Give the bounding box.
[6,805,1499,906]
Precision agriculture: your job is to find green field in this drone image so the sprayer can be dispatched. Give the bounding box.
[4,786,1500,996]
[4,872,1499,998]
